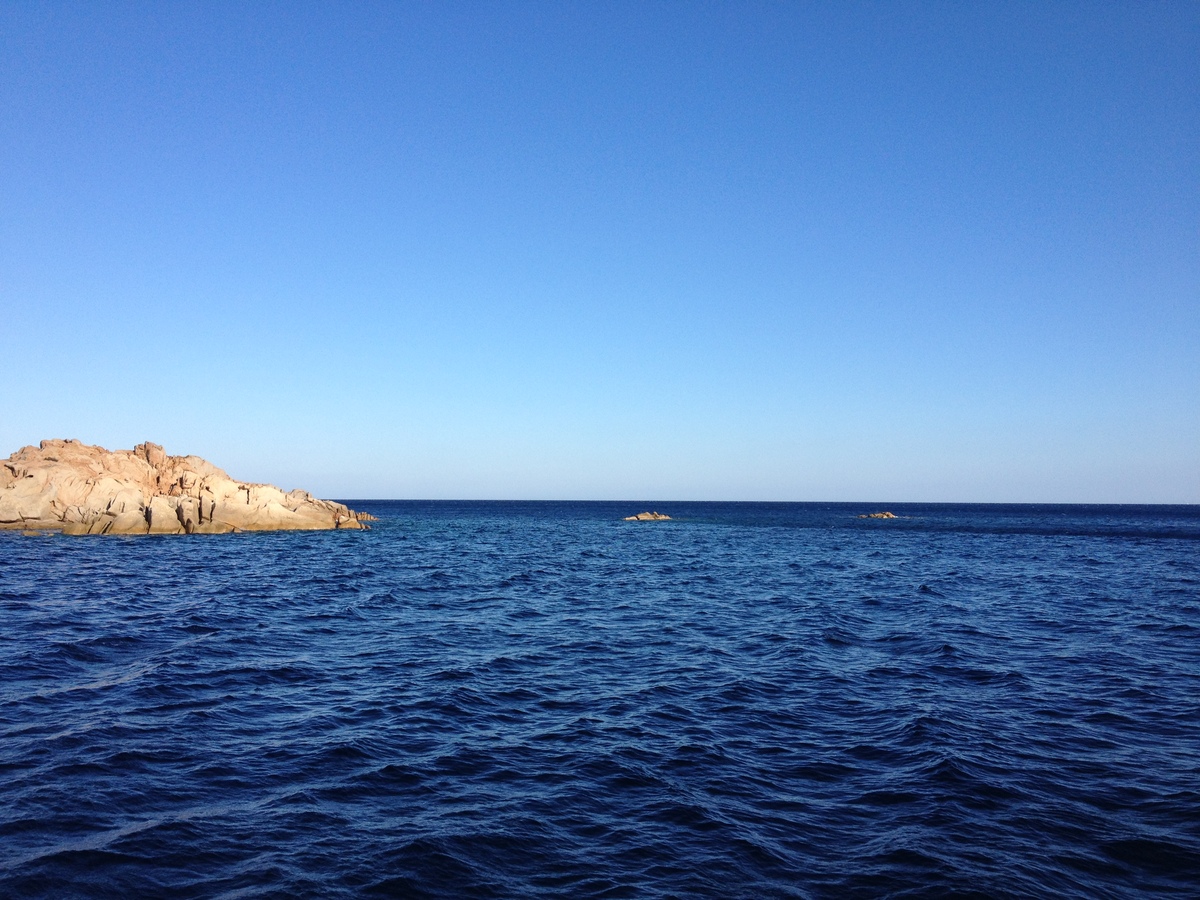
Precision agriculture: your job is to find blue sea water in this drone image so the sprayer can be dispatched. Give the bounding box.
[1,501,1198,898]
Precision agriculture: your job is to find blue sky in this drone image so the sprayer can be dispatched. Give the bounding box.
[2,2,1197,501]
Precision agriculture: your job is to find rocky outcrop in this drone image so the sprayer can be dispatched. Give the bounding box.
[624,511,671,521]
[858,511,897,519]
[0,439,370,535]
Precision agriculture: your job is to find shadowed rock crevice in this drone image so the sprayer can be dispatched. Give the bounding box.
[0,439,369,535]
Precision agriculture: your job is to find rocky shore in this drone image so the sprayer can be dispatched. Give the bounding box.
[0,439,371,535]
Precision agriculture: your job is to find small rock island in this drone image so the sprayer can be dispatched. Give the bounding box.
[858,511,898,519]
[0,439,372,535]
[624,511,671,521]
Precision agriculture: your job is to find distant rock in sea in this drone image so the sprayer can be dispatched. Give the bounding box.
[624,511,671,521]
[0,439,371,535]
[859,511,898,519]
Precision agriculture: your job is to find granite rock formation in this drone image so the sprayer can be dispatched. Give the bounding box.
[624,511,671,521]
[0,439,370,535]
[858,511,898,519]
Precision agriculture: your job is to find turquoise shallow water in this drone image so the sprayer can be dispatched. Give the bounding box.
[2,502,1198,898]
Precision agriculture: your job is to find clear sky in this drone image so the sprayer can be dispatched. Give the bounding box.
[2,2,1197,501]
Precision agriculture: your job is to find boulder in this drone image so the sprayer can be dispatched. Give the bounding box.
[0,439,368,535]
[624,511,671,521]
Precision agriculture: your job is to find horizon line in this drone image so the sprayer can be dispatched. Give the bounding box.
[328,498,1200,507]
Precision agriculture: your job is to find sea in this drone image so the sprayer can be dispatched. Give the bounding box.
[1,501,1198,898]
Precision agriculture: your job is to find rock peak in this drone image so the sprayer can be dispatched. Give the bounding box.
[134,441,167,468]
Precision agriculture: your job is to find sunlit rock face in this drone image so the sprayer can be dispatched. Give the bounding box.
[0,439,368,535]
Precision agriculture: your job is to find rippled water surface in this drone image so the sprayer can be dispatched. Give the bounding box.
[2,502,1199,898]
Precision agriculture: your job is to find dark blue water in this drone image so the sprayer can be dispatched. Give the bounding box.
[2,502,1199,898]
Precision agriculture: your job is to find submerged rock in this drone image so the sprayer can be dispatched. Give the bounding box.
[0,439,370,535]
[858,511,898,519]
[624,511,671,521]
